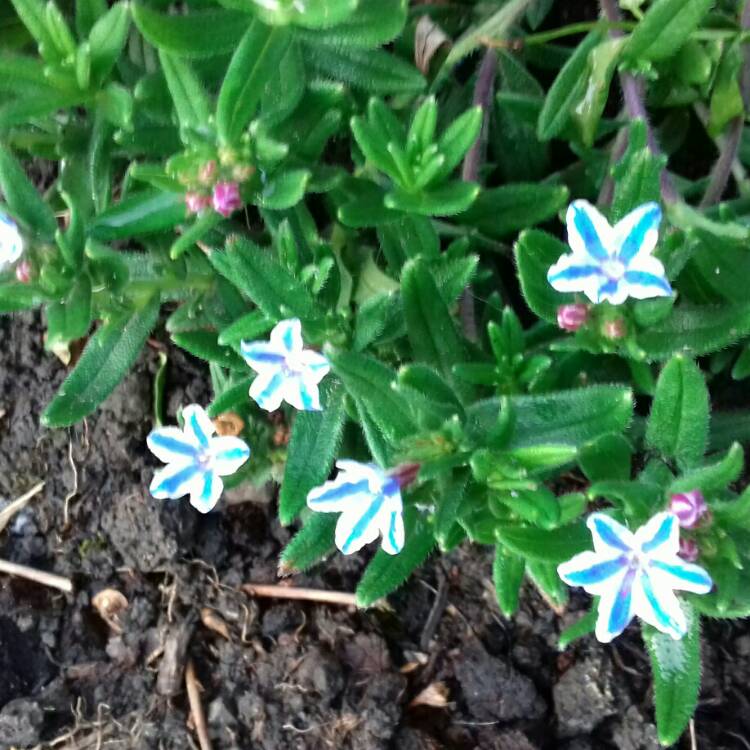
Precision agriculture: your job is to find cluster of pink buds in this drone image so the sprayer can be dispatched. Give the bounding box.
[185,158,245,218]
[556,303,589,332]
[15,260,32,283]
[670,490,709,562]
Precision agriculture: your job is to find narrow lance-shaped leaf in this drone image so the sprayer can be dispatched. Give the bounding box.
[279,513,337,574]
[159,51,212,135]
[42,296,160,427]
[216,21,291,145]
[355,511,435,607]
[279,385,347,525]
[646,355,709,470]
[644,603,702,746]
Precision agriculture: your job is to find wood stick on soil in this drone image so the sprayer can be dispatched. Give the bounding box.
[0,480,45,534]
[185,659,213,750]
[242,583,358,607]
[0,558,73,593]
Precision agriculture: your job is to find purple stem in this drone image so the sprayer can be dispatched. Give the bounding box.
[459,49,498,340]
[700,0,750,207]
[599,0,678,205]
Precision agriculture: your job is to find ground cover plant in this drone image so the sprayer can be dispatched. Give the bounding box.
[3,0,750,745]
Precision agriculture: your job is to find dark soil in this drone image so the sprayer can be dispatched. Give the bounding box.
[1,312,749,750]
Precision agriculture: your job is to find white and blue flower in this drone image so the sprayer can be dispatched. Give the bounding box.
[307,461,406,556]
[147,404,250,514]
[0,213,23,268]
[558,512,712,643]
[241,318,330,412]
[547,200,672,306]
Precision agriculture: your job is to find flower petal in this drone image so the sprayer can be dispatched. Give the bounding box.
[270,318,303,354]
[613,202,661,265]
[649,557,713,594]
[595,566,636,643]
[596,277,630,305]
[588,513,635,556]
[637,512,679,556]
[380,508,405,555]
[633,567,687,640]
[249,369,287,411]
[240,341,286,373]
[566,200,613,262]
[335,493,386,555]
[299,349,331,380]
[210,436,250,476]
[147,426,198,464]
[183,404,215,448]
[0,214,23,265]
[283,374,322,411]
[190,470,224,513]
[622,253,672,299]
[150,461,202,500]
[558,551,628,592]
[307,477,373,513]
[547,255,604,303]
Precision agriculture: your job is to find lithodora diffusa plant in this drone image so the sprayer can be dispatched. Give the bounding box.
[5,0,750,743]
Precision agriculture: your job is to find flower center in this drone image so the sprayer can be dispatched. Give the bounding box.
[282,352,305,376]
[601,258,626,280]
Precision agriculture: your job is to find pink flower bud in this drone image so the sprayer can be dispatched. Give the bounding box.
[678,538,699,563]
[15,259,31,283]
[388,462,420,490]
[669,490,708,529]
[557,303,589,332]
[601,318,626,340]
[212,181,242,217]
[185,192,210,214]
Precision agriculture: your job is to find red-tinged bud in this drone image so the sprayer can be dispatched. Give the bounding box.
[185,192,210,214]
[556,303,589,332]
[15,259,32,283]
[212,182,242,217]
[669,490,708,529]
[678,538,699,563]
[601,318,626,340]
[388,463,420,490]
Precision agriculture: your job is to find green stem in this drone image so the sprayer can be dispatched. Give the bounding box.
[521,20,634,46]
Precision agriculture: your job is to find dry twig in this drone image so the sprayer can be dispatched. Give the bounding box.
[0,480,44,534]
[0,558,73,593]
[242,583,358,607]
[185,659,213,750]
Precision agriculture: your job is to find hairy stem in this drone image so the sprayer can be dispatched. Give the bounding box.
[598,0,678,205]
[700,0,750,207]
[459,48,497,341]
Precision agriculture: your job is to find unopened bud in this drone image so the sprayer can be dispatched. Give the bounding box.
[15,259,32,283]
[185,192,210,214]
[678,538,699,563]
[601,318,626,340]
[669,490,708,529]
[557,303,589,332]
[198,160,217,185]
[212,181,242,217]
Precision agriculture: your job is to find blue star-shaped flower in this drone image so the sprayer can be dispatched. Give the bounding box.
[0,213,23,268]
[147,404,250,513]
[241,318,330,412]
[307,461,405,555]
[558,512,712,643]
[547,200,672,305]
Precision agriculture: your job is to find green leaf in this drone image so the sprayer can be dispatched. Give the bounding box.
[259,169,310,210]
[385,182,479,217]
[171,330,246,370]
[170,211,223,260]
[296,0,406,46]
[327,348,417,442]
[45,276,92,348]
[355,511,434,607]
[302,42,424,94]
[434,473,468,550]
[436,106,483,179]
[514,229,574,322]
[245,0,358,29]
[132,3,249,58]
[496,521,590,563]
[579,433,632,483]
[0,283,45,313]
[209,236,322,322]
[279,385,346,525]
[89,190,186,240]
[207,376,253,417]
[10,0,60,60]
[42,297,160,427]
[526,559,568,606]
[458,183,569,239]
[279,512,337,573]
[76,0,107,37]
[88,2,130,85]
[216,21,291,145]
[667,442,744,496]
[537,31,602,141]
[401,258,466,379]
[646,355,709,470]
[559,608,597,649]
[467,386,634,450]
[624,0,713,63]
[644,603,701,746]
[218,310,273,346]
[636,304,750,360]
[493,544,526,617]
[159,51,212,134]
[0,145,57,239]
